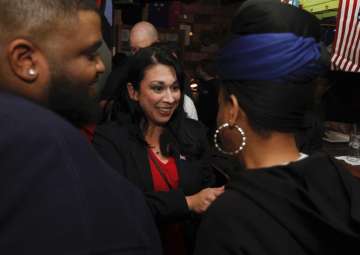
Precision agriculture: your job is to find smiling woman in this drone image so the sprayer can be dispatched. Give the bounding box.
[93,45,222,255]
[127,63,181,127]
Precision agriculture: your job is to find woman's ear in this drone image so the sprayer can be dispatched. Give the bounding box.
[228,94,247,126]
[127,82,138,101]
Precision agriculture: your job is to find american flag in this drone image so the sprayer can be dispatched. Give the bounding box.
[280,0,300,7]
[331,0,360,72]
[96,0,113,26]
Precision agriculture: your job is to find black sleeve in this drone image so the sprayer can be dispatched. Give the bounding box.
[92,124,127,176]
[93,124,191,223]
[145,189,190,223]
[183,119,217,188]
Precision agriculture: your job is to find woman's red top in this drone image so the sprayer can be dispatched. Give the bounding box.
[148,149,187,255]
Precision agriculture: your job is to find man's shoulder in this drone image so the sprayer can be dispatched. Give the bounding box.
[0,93,104,179]
[0,93,162,254]
[0,92,91,159]
[0,92,96,169]
[0,92,75,135]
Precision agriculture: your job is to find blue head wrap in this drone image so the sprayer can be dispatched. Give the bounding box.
[217,33,324,83]
[215,0,329,133]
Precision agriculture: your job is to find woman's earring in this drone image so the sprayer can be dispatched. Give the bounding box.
[213,122,246,155]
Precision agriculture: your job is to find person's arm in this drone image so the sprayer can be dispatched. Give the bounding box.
[93,124,223,223]
[92,124,128,177]
[144,186,224,223]
[185,186,224,214]
[93,125,188,222]
[185,118,218,187]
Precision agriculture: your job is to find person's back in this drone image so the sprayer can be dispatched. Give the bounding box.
[196,152,360,255]
[0,92,161,254]
[195,0,360,254]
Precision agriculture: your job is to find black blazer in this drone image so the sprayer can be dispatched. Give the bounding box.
[93,119,213,223]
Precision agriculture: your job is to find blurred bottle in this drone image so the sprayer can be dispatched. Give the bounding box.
[347,123,360,162]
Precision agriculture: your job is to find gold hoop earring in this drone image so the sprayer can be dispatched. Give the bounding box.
[213,123,246,155]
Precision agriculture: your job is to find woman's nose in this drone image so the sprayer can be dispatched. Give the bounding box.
[163,89,176,103]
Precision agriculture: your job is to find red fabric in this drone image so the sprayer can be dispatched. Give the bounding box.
[80,124,96,143]
[147,150,186,255]
[148,149,179,191]
[331,0,360,72]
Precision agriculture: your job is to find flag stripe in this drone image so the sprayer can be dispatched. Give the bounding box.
[104,0,113,26]
[331,0,347,70]
[348,19,360,70]
[347,4,360,70]
[334,0,351,67]
[331,0,360,72]
[353,11,360,69]
[341,0,359,69]
[339,0,357,69]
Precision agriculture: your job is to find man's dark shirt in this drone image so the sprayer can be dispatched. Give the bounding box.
[0,92,161,254]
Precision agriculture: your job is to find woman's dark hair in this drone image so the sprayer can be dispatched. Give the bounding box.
[113,45,203,158]
[217,1,325,137]
[221,80,315,137]
[151,41,182,60]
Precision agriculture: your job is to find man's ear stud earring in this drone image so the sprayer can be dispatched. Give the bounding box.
[28,68,37,76]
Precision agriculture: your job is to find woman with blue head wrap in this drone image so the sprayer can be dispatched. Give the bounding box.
[195,1,360,254]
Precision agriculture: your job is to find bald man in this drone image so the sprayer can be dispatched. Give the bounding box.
[100,21,159,103]
[129,21,159,53]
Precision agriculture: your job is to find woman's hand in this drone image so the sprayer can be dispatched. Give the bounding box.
[186,186,225,214]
